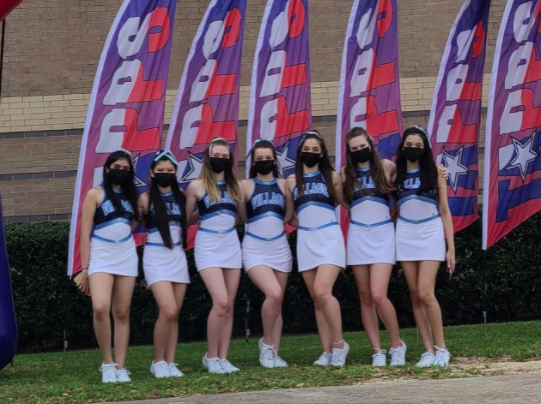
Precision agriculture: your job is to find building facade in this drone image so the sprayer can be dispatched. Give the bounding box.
[0,0,505,222]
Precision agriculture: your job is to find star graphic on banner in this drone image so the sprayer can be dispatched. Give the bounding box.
[179,153,204,184]
[507,136,538,181]
[442,147,469,193]
[276,141,296,177]
[132,155,148,188]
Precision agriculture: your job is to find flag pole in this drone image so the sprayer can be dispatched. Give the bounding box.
[482,250,487,337]
[0,19,6,101]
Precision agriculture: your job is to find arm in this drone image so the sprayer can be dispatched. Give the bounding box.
[236,180,248,224]
[282,178,295,224]
[333,172,349,210]
[437,176,455,273]
[185,181,199,226]
[77,188,99,294]
[285,175,299,227]
[136,193,149,228]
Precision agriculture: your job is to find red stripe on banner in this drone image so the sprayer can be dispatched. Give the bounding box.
[223,8,242,49]
[126,66,164,103]
[148,7,171,52]
[371,62,396,89]
[282,64,307,88]
[377,0,393,37]
[194,104,236,144]
[120,109,161,151]
[519,89,541,130]
[524,47,541,84]
[273,96,310,139]
[472,21,486,58]
[446,108,478,144]
[287,0,306,38]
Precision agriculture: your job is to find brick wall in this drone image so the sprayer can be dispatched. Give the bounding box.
[0,0,505,220]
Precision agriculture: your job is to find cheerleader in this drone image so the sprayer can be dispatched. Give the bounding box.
[77,149,138,383]
[185,137,244,374]
[239,139,293,368]
[394,126,455,367]
[285,130,349,367]
[138,151,189,378]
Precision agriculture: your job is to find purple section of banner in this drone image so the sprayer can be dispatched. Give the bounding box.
[166,0,246,185]
[68,0,177,275]
[336,0,403,168]
[483,0,541,249]
[247,0,312,178]
[428,0,490,233]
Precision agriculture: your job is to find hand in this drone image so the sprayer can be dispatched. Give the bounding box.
[437,164,449,180]
[142,234,148,246]
[446,250,456,275]
[76,270,90,295]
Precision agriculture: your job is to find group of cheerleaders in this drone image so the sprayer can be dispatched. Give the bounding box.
[76,126,455,383]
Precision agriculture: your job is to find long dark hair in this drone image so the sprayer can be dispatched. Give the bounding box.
[102,150,138,215]
[148,152,188,250]
[295,130,336,200]
[248,139,280,178]
[394,126,438,194]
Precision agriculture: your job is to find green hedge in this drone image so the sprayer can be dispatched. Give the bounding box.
[5,210,541,352]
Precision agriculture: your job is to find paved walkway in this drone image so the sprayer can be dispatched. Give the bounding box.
[115,373,541,404]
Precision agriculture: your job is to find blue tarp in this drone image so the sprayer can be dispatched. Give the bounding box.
[0,189,17,370]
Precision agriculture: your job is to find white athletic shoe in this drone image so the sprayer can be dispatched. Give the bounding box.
[115,368,131,383]
[434,346,451,367]
[150,360,171,378]
[416,350,436,368]
[314,352,332,366]
[372,349,387,367]
[202,354,224,374]
[273,355,288,368]
[389,341,407,366]
[220,359,240,373]
[259,339,276,368]
[100,363,117,383]
[168,363,184,377]
[331,342,350,367]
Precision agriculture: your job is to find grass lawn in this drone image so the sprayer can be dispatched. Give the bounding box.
[1,321,540,404]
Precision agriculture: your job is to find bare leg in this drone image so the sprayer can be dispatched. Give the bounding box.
[302,269,332,353]
[89,273,115,364]
[247,265,284,346]
[165,283,188,364]
[217,268,241,359]
[418,261,446,349]
[111,275,136,369]
[313,265,345,349]
[199,267,228,358]
[273,271,289,353]
[370,263,402,348]
[402,262,433,352]
[352,265,380,350]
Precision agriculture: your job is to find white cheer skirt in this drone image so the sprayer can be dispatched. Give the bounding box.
[242,233,292,273]
[347,221,396,266]
[88,236,138,277]
[195,229,242,271]
[143,244,190,286]
[396,217,446,262]
[296,223,346,272]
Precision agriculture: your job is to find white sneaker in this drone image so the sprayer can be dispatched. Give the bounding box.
[416,350,436,367]
[434,346,451,367]
[115,368,131,383]
[314,352,332,366]
[372,349,387,367]
[389,341,407,366]
[100,363,117,383]
[220,359,240,373]
[150,360,171,378]
[273,355,288,368]
[259,339,276,368]
[331,342,349,367]
[168,363,184,377]
[202,354,224,374]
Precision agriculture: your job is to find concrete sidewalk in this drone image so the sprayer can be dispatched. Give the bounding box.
[114,373,541,404]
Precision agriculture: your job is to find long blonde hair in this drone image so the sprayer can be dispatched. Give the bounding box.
[199,138,242,203]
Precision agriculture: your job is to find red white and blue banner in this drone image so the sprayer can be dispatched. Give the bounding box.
[68,0,176,276]
[246,0,312,177]
[427,0,491,233]
[335,0,402,233]
[335,0,402,168]
[482,0,541,249]
[166,0,246,183]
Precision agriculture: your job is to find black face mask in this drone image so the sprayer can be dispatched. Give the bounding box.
[351,148,372,163]
[153,173,177,187]
[209,157,232,173]
[300,152,322,168]
[107,169,130,185]
[254,160,275,175]
[403,147,425,163]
